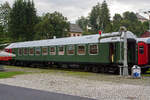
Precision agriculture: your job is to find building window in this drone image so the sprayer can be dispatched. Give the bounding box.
[73,34,76,37]
[49,47,56,55]
[18,48,22,56]
[29,48,34,55]
[67,45,74,55]
[78,45,86,55]
[35,47,41,55]
[24,48,28,55]
[42,47,48,55]
[89,44,98,55]
[58,46,64,55]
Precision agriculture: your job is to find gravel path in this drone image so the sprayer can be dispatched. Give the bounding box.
[0,74,150,100]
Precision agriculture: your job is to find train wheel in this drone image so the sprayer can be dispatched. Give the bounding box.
[92,66,99,73]
[84,66,91,72]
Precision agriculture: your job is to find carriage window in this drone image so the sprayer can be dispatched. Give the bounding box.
[49,47,56,55]
[139,46,144,54]
[89,44,98,55]
[24,48,28,55]
[29,48,34,55]
[18,48,22,56]
[78,45,85,55]
[35,47,41,55]
[58,46,64,55]
[67,45,74,55]
[42,47,48,55]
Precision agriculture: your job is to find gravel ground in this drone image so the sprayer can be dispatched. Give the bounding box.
[0,73,150,100]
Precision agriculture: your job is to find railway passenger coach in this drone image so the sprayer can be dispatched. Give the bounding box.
[5,31,137,73]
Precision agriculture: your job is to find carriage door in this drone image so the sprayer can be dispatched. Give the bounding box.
[109,43,115,63]
[138,42,148,65]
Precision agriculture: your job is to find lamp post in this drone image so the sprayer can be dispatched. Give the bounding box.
[120,26,128,76]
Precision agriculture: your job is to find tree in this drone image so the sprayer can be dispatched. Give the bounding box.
[100,0,111,32]
[112,14,122,31]
[89,0,111,33]
[9,0,38,42]
[0,2,11,44]
[0,2,11,31]
[89,3,101,33]
[121,12,144,36]
[34,12,69,39]
[76,16,89,31]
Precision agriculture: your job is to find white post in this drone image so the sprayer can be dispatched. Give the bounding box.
[123,30,129,76]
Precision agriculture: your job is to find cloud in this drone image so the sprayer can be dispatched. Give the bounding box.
[1,0,150,22]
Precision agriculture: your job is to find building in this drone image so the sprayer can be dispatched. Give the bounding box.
[136,13,148,23]
[69,24,83,37]
[140,30,150,38]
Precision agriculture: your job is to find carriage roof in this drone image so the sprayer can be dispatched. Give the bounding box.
[6,31,136,49]
[137,38,150,44]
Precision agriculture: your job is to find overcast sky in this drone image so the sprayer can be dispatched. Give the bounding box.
[0,0,150,23]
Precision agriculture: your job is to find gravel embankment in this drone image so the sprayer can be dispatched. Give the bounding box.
[0,73,150,100]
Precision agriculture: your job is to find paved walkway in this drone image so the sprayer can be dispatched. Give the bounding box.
[0,84,94,100]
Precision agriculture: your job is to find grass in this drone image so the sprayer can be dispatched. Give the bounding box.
[0,71,26,79]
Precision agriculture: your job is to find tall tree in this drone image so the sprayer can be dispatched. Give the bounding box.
[0,2,11,44]
[89,0,111,33]
[34,11,69,39]
[0,2,11,31]
[100,0,111,32]
[9,0,38,42]
[89,3,101,33]
[112,13,122,31]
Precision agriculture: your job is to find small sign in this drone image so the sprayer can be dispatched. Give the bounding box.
[98,30,102,35]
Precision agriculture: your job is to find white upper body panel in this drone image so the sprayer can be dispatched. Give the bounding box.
[6,31,136,49]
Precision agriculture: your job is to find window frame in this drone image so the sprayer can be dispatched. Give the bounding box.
[89,44,99,55]
[42,47,48,56]
[67,45,75,55]
[18,48,23,56]
[29,47,34,56]
[35,47,41,56]
[139,46,144,54]
[58,46,65,55]
[23,48,29,56]
[77,44,86,55]
[49,46,56,55]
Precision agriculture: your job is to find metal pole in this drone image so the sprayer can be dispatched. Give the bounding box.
[148,14,150,32]
[123,30,129,76]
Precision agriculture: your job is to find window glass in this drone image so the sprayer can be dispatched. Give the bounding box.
[139,46,144,54]
[42,47,48,55]
[29,48,34,55]
[35,47,41,55]
[67,45,74,55]
[18,48,22,56]
[49,47,56,55]
[78,45,85,55]
[58,46,64,55]
[24,48,28,55]
[89,44,98,55]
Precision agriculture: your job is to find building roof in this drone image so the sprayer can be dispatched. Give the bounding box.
[5,31,137,49]
[70,24,83,33]
[136,13,148,20]
[140,31,150,38]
